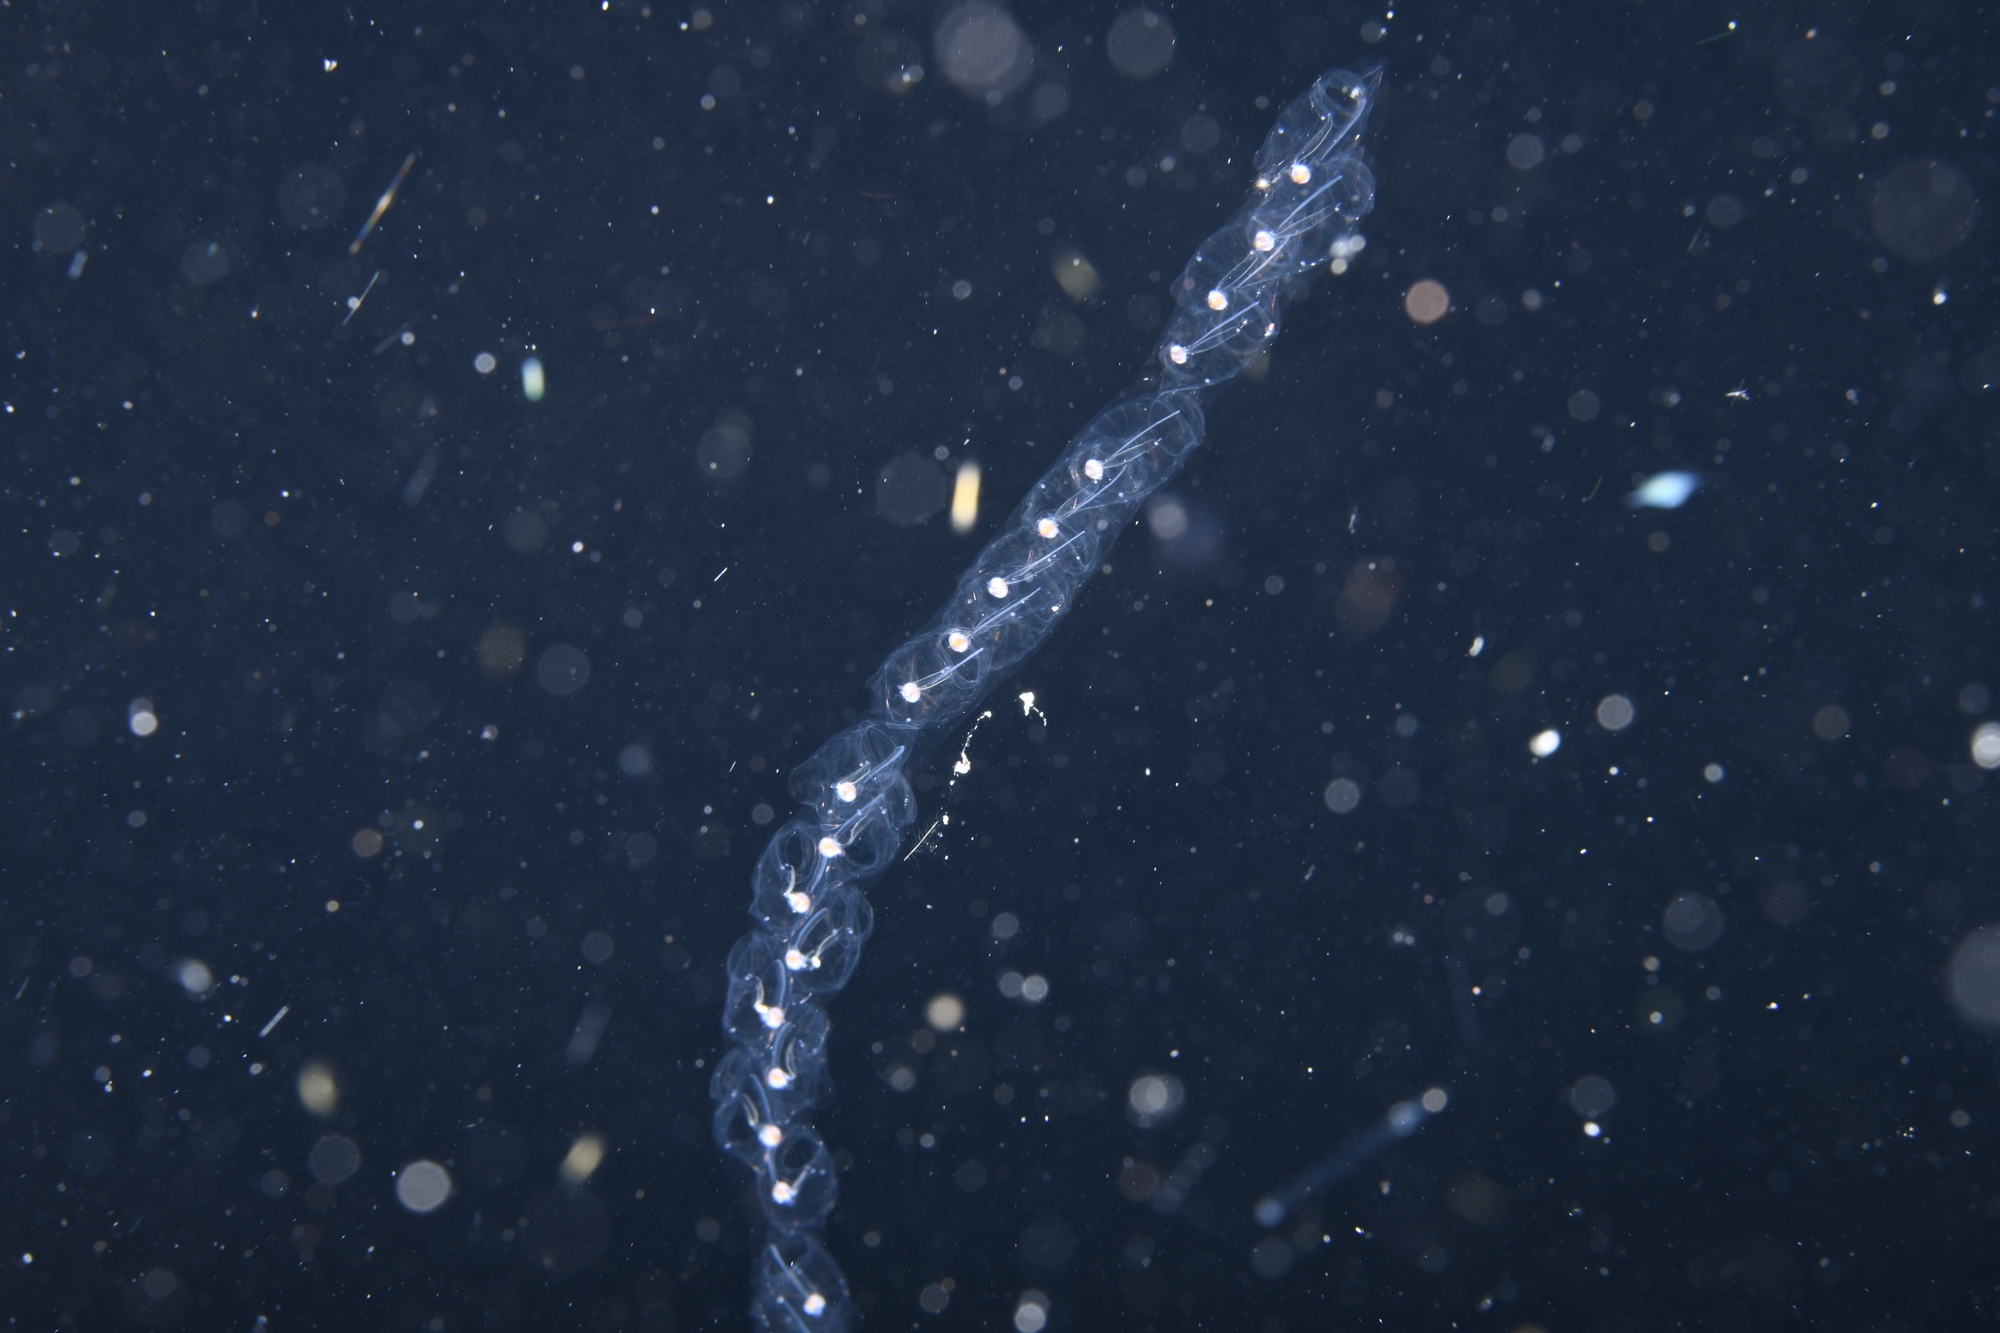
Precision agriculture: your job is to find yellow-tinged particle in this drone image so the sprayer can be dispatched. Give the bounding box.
[297,1061,339,1116]
[559,1132,606,1185]
[950,460,981,533]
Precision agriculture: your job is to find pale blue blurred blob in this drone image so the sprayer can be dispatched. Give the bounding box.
[1625,471,1700,509]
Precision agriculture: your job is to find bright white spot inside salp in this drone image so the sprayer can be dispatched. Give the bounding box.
[1323,777,1362,814]
[1083,459,1105,482]
[1568,1074,1616,1117]
[947,630,972,653]
[900,681,922,703]
[1661,893,1724,951]
[1288,162,1311,185]
[1948,924,2000,1028]
[1529,729,1561,758]
[803,1293,828,1317]
[395,1159,452,1213]
[1206,289,1228,311]
[1971,722,2000,770]
[128,699,159,736]
[819,836,844,858]
[926,992,966,1031]
[1036,517,1059,539]
[1014,1291,1051,1333]
[987,576,1010,598]
[176,959,213,996]
[759,1124,784,1148]
[1595,694,1636,731]
[1704,763,1725,783]
[1126,1073,1185,1127]
[1626,471,1699,509]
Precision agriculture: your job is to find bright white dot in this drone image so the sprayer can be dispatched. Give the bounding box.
[128,708,158,737]
[1529,728,1562,757]
[175,960,213,996]
[1583,1120,1602,1138]
[1971,722,2000,770]
[1014,1293,1051,1333]
[394,1159,453,1213]
[1595,695,1635,731]
[1625,471,1699,509]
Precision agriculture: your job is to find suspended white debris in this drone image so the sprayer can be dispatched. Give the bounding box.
[1625,471,1700,509]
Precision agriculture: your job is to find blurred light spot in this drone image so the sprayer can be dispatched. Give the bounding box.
[521,356,546,402]
[1812,705,1850,740]
[175,959,213,996]
[1126,1072,1185,1127]
[395,1159,453,1213]
[1053,250,1098,300]
[1625,471,1699,509]
[559,1132,606,1185]
[127,699,159,737]
[297,1061,339,1116]
[1528,729,1561,758]
[1403,279,1450,325]
[1971,722,2000,770]
[950,460,982,532]
[1105,7,1175,79]
[1568,1074,1616,1116]
[308,1134,361,1185]
[1703,763,1725,783]
[1595,694,1635,731]
[926,992,966,1031]
[875,451,948,526]
[934,1,1032,100]
[1661,893,1724,951]
[1506,134,1545,170]
[1948,924,2000,1028]
[536,644,591,697]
